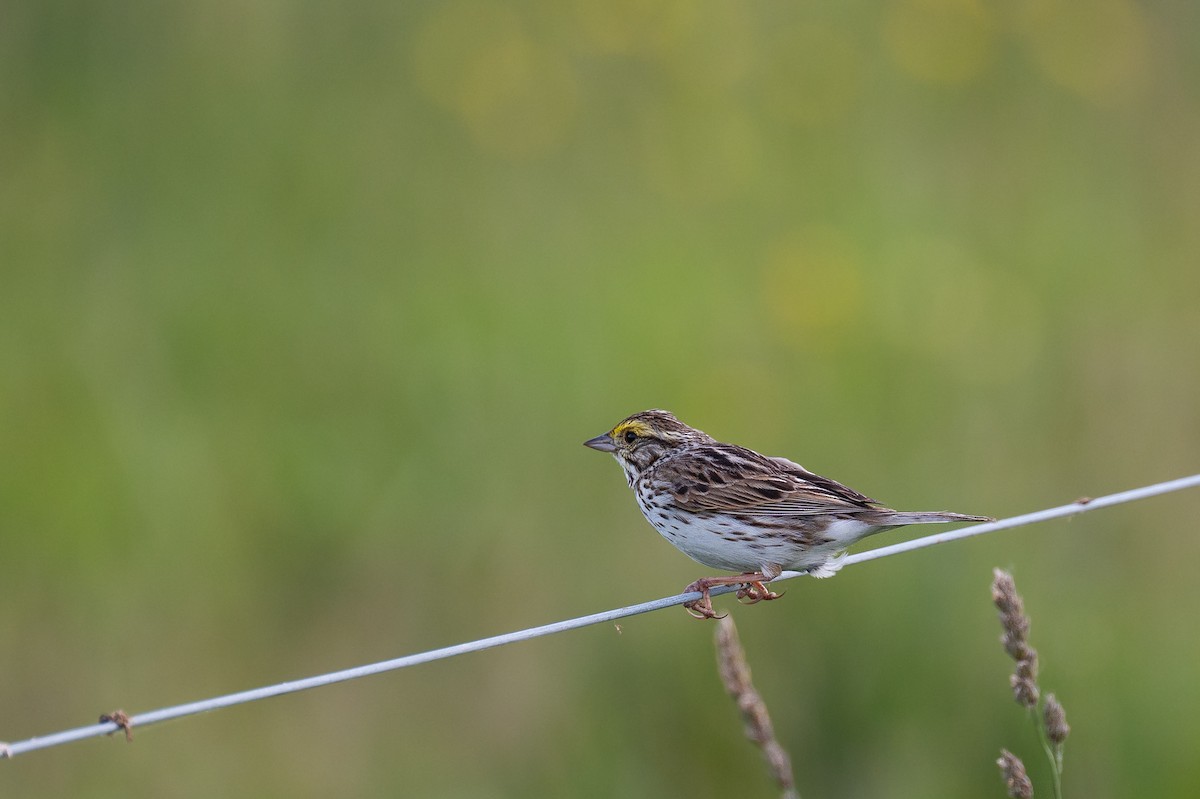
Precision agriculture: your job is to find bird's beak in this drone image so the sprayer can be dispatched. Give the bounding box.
[583,434,616,452]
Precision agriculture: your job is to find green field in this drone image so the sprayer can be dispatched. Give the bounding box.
[3,2,1199,796]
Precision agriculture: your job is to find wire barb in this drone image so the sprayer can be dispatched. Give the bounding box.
[2,473,1198,760]
[99,711,134,743]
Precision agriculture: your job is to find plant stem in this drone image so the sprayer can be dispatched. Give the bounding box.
[1031,707,1063,799]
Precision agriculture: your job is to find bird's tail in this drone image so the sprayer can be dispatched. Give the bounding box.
[880,511,993,526]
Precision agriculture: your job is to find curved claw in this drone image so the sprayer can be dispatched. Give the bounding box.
[682,582,727,620]
[683,599,726,620]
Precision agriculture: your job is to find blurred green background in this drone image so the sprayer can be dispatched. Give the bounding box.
[3,1,1199,796]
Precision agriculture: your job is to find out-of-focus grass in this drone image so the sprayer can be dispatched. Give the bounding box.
[2,2,1199,797]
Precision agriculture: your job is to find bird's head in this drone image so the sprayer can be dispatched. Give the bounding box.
[584,409,711,482]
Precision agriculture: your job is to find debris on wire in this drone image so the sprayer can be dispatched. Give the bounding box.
[99,711,134,743]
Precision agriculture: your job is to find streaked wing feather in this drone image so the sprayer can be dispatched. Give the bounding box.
[652,444,881,515]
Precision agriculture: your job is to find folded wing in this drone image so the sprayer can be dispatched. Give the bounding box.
[652,444,883,516]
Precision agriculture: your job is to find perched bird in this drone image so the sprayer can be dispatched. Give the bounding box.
[585,409,991,618]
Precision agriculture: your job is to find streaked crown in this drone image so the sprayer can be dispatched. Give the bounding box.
[609,410,707,445]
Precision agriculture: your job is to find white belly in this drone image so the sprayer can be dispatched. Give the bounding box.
[636,495,880,577]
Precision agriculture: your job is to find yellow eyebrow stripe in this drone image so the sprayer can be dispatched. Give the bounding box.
[612,420,654,438]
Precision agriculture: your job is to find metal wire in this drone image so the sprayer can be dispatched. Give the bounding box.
[4,473,1199,759]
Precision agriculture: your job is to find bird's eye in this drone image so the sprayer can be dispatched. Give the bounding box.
[623,430,638,444]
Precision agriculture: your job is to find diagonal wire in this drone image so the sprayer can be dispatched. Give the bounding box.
[3,473,1199,759]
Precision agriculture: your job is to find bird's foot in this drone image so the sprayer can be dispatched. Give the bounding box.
[682,572,781,619]
[735,581,783,604]
[682,579,726,620]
